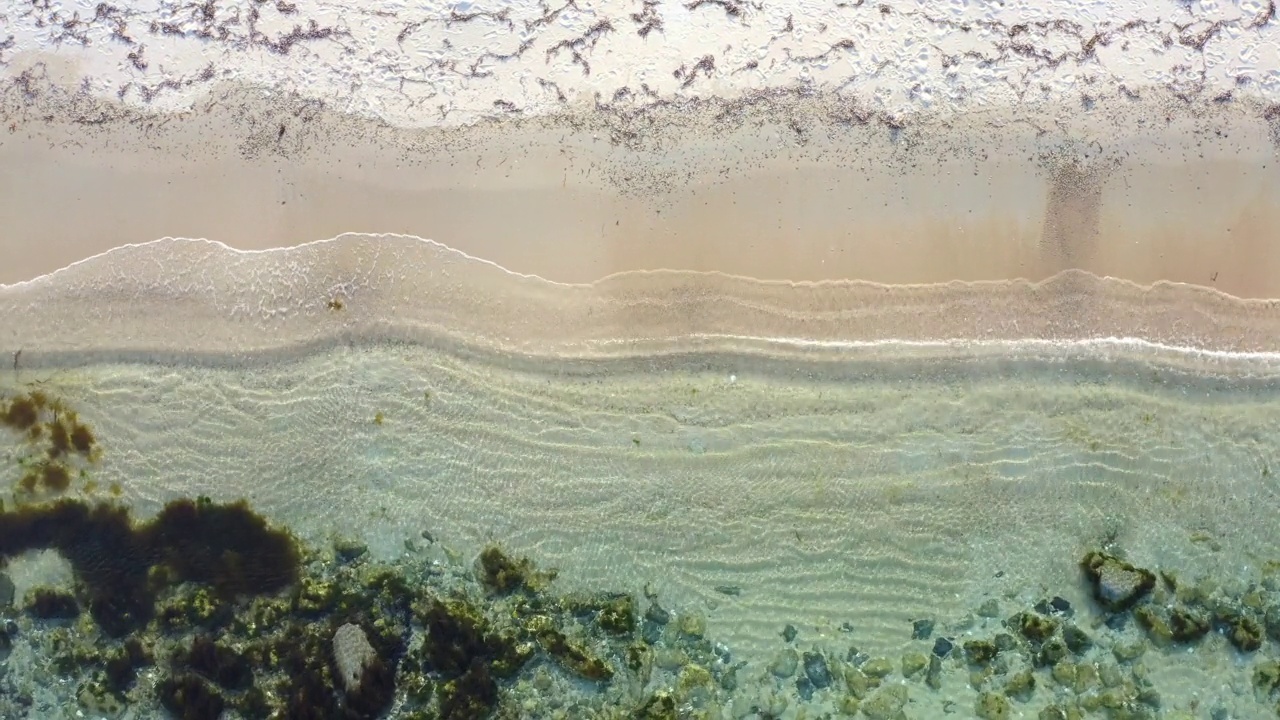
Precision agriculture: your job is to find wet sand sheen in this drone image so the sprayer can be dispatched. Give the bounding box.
[2,78,1280,298]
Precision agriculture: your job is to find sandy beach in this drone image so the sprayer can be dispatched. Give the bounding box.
[1,0,1279,309]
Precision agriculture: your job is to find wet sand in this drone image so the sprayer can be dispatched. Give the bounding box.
[2,72,1280,301]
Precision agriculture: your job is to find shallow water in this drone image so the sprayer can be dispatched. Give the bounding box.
[4,336,1280,718]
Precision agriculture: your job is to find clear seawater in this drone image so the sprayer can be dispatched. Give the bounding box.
[3,340,1280,719]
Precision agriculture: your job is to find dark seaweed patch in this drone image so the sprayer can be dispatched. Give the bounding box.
[0,498,300,636]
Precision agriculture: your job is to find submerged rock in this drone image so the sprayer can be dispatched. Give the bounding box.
[333,623,378,694]
[976,690,1011,719]
[1081,552,1155,612]
[802,651,832,688]
[860,684,908,719]
[768,648,798,678]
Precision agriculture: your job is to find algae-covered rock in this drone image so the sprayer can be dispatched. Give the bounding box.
[1254,659,1280,700]
[1004,669,1035,702]
[1222,612,1264,652]
[77,675,127,719]
[1072,662,1099,694]
[677,612,706,638]
[1050,660,1076,687]
[637,691,677,720]
[1015,612,1059,644]
[476,545,556,594]
[1136,605,1209,645]
[1061,623,1092,654]
[963,639,999,665]
[975,690,1011,719]
[861,656,894,678]
[901,652,928,679]
[1081,552,1155,612]
[1112,639,1146,663]
[676,664,713,703]
[860,683,908,719]
[1035,638,1068,667]
[534,625,613,681]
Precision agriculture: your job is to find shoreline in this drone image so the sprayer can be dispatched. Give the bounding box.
[2,234,1280,371]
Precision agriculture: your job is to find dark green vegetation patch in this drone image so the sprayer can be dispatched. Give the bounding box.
[0,497,299,636]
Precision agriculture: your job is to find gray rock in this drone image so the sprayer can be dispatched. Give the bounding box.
[332,623,377,694]
[861,684,908,719]
[803,651,832,688]
[0,573,13,608]
[1082,552,1155,612]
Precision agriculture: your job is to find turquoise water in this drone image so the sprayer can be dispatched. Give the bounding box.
[3,340,1280,719]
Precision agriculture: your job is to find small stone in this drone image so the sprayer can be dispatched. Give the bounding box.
[332,623,377,694]
[1050,661,1076,686]
[654,647,688,670]
[1015,612,1058,643]
[975,691,1011,720]
[1073,663,1099,694]
[912,618,935,640]
[1226,613,1264,652]
[333,538,368,562]
[1253,659,1280,698]
[932,637,953,657]
[677,612,705,638]
[676,664,712,703]
[1112,639,1147,662]
[763,691,788,715]
[644,602,670,625]
[963,640,998,665]
[781,623,798,642]
[1004,669,1035,702]
[844,667,878,698]
[1062,624,1092,653]
[860,684,908,719]
[1098,662,1124,688]
[925,655,943,690]
[977,599,1001,617]
[719,663,738,692]
[795,676,814,702]
[1050,597,1072,614]
[0,573,13,608]
[1081,552,1155,612]
[768,648,798,678]
[532,666,553,690]
[802,651,832,688]
[1039,706,1068,720]
[901,652,928,679]
[861,657,894,678]
[1137,687,1161,708]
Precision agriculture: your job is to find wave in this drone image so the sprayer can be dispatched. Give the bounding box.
[2,233,1279,374]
